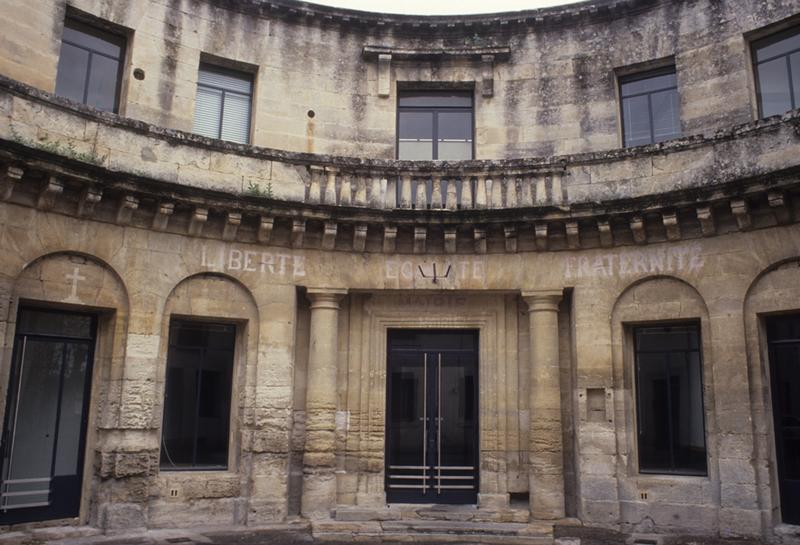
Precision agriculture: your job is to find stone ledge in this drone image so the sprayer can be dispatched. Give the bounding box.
[2,143,799,257]
[1,73,798,175]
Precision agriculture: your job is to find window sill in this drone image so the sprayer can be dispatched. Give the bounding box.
[633,472,710,482]
[157,468,239,480]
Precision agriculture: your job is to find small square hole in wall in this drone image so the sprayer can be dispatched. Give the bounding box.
[509,492,529,508]
[587,388,607,422]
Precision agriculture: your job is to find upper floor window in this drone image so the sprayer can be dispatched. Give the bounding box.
[54,18,126,113]
[753,26,800,117]
[619,67,681,147]
[397,91,473,160]
[193,63,253,145]
[634,324,707,476]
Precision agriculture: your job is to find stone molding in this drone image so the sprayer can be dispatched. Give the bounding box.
[211,0,682,33]
[2,142,798,257]
[306,288,348,309]
[521,290,563,313]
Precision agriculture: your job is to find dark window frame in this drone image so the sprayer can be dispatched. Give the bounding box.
[55,17,126,113]
[751,25,800,118]
[159,319,237,471]
[396,90,475,161]
[632,322,708,476]
[618,66,681,148]
[195,62,254,144]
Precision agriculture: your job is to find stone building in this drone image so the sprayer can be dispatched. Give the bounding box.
[0,0,799,542]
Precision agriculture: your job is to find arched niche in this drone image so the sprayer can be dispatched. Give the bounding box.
[742,258,800,526]
[609,276,718,531]
[1,251,130,525]
[151,272,260,526]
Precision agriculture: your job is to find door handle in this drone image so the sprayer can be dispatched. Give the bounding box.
[437,352,442,495]
[422,353,427,494]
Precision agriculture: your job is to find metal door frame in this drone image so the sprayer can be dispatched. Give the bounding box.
[385,329,479,504]
[0,306,97,524]
[766,313,800,525]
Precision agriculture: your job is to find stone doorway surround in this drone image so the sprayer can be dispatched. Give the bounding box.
[332,290,566,521]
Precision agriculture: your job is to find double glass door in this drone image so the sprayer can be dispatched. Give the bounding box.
[386,330,478,504]
[0,308,96,524]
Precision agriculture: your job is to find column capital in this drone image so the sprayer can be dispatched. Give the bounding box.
[521,289,562,312]
[307,287,347,309]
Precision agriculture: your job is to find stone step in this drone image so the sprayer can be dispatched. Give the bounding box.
[333,505,530,524]
[381,520,532,534]
[313,519,553,544]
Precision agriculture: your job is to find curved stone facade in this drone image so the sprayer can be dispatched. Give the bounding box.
[0,0,799,542]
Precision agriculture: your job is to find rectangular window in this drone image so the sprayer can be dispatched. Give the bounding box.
[634,324,707,475]
[54,18,126,113]
[397,91,473,160]
[619,67,681,147]
[193,63,253,144]
[752,26,800,117]
[160,320,235,470]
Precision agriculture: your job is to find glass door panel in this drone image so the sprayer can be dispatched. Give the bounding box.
[435,351,478,502]
[386,352,430,500]
[2,339,63,510]
[386,330,478,504]
[0,309,95,524]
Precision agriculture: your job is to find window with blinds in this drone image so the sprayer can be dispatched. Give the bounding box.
[193,63,253,144]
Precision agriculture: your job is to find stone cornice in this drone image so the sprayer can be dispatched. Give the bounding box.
[209,0,664,34]
[362,45,512,61]
[2,137,799,256]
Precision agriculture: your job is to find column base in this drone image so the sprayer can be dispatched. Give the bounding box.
[478,493,509,510]
[301,472,337,519]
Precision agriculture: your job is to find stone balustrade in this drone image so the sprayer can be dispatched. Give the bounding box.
[303,169,567,210]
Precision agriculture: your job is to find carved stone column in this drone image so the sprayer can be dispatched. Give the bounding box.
[522,290,565,520]
[301,288,347,519]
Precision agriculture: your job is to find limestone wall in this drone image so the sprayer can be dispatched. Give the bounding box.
[0,195,798,535]
[0,0,797,158]
[1,0,799,539]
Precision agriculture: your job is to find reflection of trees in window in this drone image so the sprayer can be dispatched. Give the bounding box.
[634,324,707,475]
[160,320,235,470]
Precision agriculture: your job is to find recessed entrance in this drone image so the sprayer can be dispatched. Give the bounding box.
[385,329,478,504]
[766,314,800,525]
[0,307,96,524]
